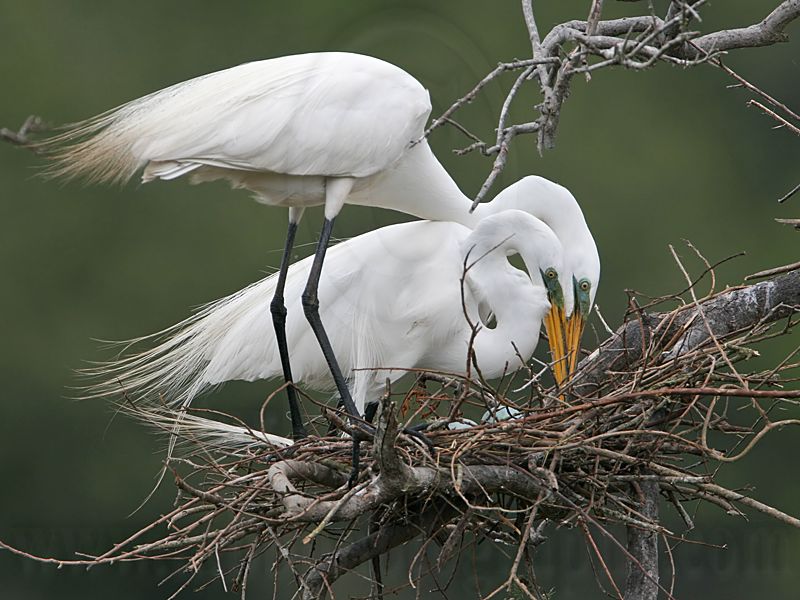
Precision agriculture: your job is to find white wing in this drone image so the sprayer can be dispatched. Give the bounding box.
[41,52,431,184]
[85,221,470,411]
[83,253,323,407]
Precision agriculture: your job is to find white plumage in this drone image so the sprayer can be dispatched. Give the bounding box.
[42,52,600,430]
[42,51,468,432]
[44,53,430,192]
[38,52,602,340]
[41,51,602,279]
[89,210,568,414]
[133,408,294,450]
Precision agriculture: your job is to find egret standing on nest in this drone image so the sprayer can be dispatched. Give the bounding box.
[90,209,570,433]
[39,52,598,438]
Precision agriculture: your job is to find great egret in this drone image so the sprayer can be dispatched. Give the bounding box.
[88,209,570,425]
[474,177,600,382]
[39,52,597,434]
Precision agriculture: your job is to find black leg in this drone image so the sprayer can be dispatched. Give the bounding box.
[302,217,369,487]
[270,220,307,441]
[301,217,435,481]
[404,424,436,454]
[301,217,362,421]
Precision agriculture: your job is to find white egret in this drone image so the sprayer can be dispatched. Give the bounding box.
[42,51,445,439]
[88,210,570,426]
[479,177,600,381]
[40,52,598,434]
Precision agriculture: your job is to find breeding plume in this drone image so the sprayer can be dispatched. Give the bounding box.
[41,52,598,434]
[89,210,570,420]
[41,52,448,438]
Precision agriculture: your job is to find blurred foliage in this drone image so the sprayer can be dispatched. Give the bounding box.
[0,1,798,598]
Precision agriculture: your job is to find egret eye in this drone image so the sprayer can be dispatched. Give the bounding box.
[580,280,590,292]
[546,268,557,279]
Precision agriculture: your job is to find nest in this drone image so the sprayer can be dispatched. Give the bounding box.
[11,259,799,600]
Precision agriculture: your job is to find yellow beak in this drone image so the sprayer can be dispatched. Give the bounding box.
[565,311,585,376]
[543,304,569,386]
[544,307,585,388]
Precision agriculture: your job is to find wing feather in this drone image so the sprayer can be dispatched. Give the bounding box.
[38,53,431,184]
[81,229,374,407]
[82,221,468,410]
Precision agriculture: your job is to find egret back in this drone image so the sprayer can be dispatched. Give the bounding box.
[39,53,431,186]
[85,216,557,413]
[84,221,467,411]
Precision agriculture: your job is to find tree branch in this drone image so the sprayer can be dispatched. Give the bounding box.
[691,0,800,55]
[572,269,800,395]
[268,459,551,523]
[441,1,800,204]
[300,501,458,600]
[0,115,46,151]
[624,481,660,600]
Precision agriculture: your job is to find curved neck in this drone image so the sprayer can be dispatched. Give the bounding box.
[464,245,547,378]
[472,176,598,315]
[350,140,478,224]
[474,178,582,242]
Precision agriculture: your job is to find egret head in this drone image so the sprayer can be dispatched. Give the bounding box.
[488,176,600,382]
[561,222,600,377]
[539,265,570,387]
[512,218,571,386]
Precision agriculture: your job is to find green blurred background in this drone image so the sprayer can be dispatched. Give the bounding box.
[1,1,798,598]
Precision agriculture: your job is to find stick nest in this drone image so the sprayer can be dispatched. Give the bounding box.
[62,264,800,598]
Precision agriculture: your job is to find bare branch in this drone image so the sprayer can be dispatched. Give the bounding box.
[572,269,800,394]
[778,182,800,203]
[624,481,660,600]
[691,0,800,55]
[301,502,458,600]
[427,1,800,205]
[749,99,800,136]
[715,59,800,124]
[0,115,47,150]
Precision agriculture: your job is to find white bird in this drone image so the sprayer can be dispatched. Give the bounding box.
[88,209,570,423]
[41,51,441,439]
[479,178,600,381]
[40,52,598,434]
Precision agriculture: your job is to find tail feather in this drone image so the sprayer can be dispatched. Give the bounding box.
[81,270,286,407]
[34,67,232,184]
[35,93,163,184]
[32,58,315,185]
[123,404,292,450]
